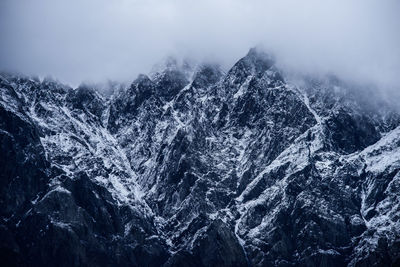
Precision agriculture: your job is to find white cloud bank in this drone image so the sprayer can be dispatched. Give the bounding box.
[0,0,399,89]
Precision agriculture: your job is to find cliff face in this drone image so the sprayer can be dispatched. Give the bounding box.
[1,49,400,266]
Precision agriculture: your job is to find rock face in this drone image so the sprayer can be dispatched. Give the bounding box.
[1,48,400,266]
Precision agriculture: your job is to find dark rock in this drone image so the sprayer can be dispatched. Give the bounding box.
[1,48,400,266]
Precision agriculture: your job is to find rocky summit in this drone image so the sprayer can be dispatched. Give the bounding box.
[1,48,400,266]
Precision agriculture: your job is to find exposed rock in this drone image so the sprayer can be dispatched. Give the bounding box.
[1,49,399,266]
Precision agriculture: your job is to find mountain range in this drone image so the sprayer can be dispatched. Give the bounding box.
[1,48,400,266]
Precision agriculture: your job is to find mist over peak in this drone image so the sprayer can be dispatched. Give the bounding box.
[0,0,399,95]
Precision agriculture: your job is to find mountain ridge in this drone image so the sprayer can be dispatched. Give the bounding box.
[1,48,400,266]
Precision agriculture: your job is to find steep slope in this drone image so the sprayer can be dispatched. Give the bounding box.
[0,75,169,266]
[0,48,399,266]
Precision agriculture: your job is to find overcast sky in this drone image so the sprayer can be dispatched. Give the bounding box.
[0,0,399,89]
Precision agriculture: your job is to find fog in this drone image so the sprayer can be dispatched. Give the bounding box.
[0,0,399,90]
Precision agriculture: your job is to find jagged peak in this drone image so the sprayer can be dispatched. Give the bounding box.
[78,80,126,99]
[66,83,105,116]
[132,74,153,86]
[69,83,105,100]
[41,76,70,89]
[150,56,196,82]
[229,47,275,76]
[0,71,39,84]
[222,48,276,88]
[128,74,155,96]
[147,58,193,101]
[76,83,97,91]
[192,63,224,88]
[40,76,72,93]
[242,47,275,73]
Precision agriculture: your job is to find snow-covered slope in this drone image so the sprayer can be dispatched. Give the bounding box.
[1,48,399,266]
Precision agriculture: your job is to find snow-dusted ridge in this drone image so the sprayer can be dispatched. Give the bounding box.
[1,49,400,266]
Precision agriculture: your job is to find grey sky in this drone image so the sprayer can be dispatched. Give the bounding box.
[0,0,399,89]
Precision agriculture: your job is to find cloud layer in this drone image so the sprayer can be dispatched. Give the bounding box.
[0,0,399,89]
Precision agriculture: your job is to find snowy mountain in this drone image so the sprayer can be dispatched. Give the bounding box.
[1,48,400,266]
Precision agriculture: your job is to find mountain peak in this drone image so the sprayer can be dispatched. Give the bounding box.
[150,56,196,81]
[243,47,275,74]
[192,63,223,88]
[223,48,275,87]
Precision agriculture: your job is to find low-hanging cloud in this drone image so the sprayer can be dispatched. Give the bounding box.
[0,0,399,90]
